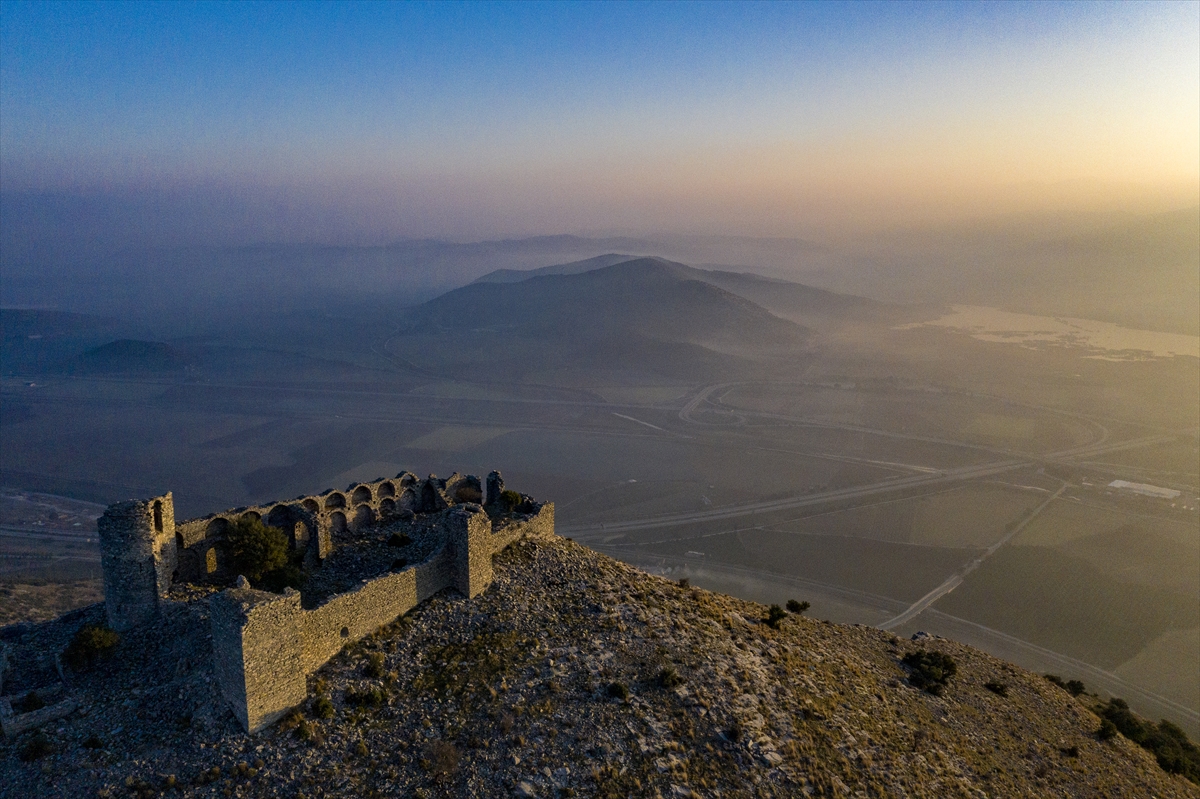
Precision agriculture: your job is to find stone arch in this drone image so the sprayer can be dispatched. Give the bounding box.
[397,472,417,487]
[292,521,311,548]
[330,511,347,535]
[377,481,396,498]
[153,500,164,533]
[266,505,292,530]
[352,505,375,530]
[240,511,261,524]
[379,498,396,518]
[205,517,232,540]
[301,498,320,514]
[351,485,373,505]
[325,493,346,510]
[397,487,417,511]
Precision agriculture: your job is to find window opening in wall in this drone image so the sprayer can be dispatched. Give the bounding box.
[340,627,350,638]
[153,501,163,533]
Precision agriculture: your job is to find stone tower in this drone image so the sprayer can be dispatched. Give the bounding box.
[97,493,177,630]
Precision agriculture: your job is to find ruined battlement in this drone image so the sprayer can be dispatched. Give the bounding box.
[96,470,554,732]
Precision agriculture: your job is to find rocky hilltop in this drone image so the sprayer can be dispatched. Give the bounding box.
[1,536,1196,799]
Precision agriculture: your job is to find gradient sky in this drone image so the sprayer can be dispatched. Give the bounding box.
[1,0,1197,242]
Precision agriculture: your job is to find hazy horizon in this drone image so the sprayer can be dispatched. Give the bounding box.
[3,1,1197,253]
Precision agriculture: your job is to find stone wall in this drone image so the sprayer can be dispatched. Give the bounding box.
[97,471,554,733]
[97,494,177,631]
[172,472,489,584]
[210,503,553,732]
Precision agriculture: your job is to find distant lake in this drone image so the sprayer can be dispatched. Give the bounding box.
[897,305,1200,361]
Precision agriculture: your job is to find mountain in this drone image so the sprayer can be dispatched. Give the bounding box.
[69,339,191,374]
[472,254,889,325]
[474,253,644,284]
[397,257,812,380]
[2,537,1195,797]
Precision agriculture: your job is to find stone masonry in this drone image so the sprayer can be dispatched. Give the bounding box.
[96,470,554,732]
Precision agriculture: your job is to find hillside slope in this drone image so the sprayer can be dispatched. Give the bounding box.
[2,537,1195,798]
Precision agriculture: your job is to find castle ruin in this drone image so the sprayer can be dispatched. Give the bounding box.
[95,470,554,733]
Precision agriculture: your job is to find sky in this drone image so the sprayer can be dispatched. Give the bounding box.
[1,0,1198,246]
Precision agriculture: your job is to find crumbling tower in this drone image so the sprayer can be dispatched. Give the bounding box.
[97,493,177,630]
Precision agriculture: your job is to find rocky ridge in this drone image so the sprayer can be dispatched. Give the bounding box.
[1,536,1196,798]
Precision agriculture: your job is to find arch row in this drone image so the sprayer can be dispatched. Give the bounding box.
[172,471,486,583]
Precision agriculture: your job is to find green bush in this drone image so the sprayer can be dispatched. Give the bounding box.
[363,652,386,678]
[984,681,1008,697]
[657,666,684,689]
[764,604,787,629]
[1097,718,1119,741]
[63,624,120,670]
[345,685,386,707]
[606,681,630,701]
[499,489,523,513]
[1098,698,1200,783]
[786,599,811,615]
[1045,674,1086,695]
[227,517,289,582]
[311,694,335,719]
[902,650,957,695]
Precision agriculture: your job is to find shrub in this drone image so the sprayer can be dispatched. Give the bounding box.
[500,489,523,513]
[1097,718,1119,741]
[18,733,54,761]
[606,681,630,701]
[764,604,787,629]
[984,681,1008,697]
[13,691,45,713]
[63,624,120,670]
[677,578,690,589]
[226,517,289,582]
[786,599,811,615]
[364,652,386,678]
[311,695,335,719]
[1044,674,1086,696]
[1098,698,1200,783]
[345,685,386,707]
[902,650,957,695]
[425,740,460,780]
[657,666,684,689]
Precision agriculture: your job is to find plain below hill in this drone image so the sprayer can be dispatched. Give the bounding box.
[396,257,815,382]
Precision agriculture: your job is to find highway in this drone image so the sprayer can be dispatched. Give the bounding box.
[561,433,1177,537]
[876,482,1067,631]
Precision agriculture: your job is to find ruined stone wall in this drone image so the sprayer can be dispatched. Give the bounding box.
[98,469,553,733]
[217,502,554,731]
[210,587,307,733]
[98,493,177,631]
[170,472,492,584]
